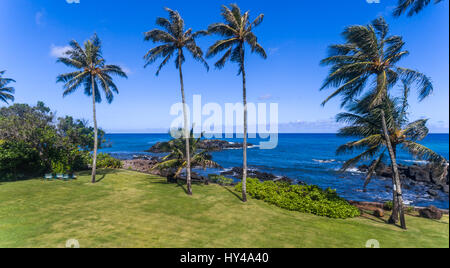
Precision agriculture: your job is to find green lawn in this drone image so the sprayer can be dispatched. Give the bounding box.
[0,169,448,248]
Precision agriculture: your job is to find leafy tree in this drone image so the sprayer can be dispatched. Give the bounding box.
[56,34,127,183]
[0,102,94,178]
[207,4,267,202]
[57,116,105,151]
[0,71,15,104]
[394,0,445,17]
[320,17,433,229]
[337,85,446,204]
[154,129,221,179]
[143,8,209,195]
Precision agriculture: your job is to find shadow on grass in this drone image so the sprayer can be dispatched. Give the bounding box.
[76,169,122,183]
[220,185,243,202]
[360,212,389,225]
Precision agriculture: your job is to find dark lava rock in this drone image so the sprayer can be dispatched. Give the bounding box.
[427,189,439,197]
[358,161,449,198]
[408,165,431,182]
[147,139,253,153]
[419,206,443,220]
[221,167,296,184]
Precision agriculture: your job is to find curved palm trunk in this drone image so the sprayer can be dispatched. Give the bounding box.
[240,44,248,203]
[178,49,192,195]
[91,75,98,184]
[381,110,406,229]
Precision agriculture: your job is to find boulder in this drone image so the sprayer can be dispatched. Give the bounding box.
[419,206,443,220]
[427,189,439,197]
[408,165,431,182]
[373,208,385,218]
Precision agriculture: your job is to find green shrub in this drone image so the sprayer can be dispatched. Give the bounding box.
[384,201,394,211]
[51,160,71,174]
[95,153,122,169]
[0,140,43,180]
[235,178,360,219]
[208,175,234,185]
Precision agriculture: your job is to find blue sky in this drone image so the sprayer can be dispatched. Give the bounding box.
[0,0,448,133]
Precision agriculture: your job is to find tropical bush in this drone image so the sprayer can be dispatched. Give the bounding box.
[0,102,104,180]
[95,153,122,169]
[235,178,360,219]
[0,140,42,180]
[208,174,234,186]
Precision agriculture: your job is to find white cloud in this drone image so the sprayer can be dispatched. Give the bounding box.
[66,0,81,3]
[258,94,274,101]
[35,10,45,25]
[279,119,344,133]
[50,44,71,58]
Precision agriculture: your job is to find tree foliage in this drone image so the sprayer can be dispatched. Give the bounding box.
[394,0,445,17]
[0,102,103,180]
[0,71,15,104]
[143,8,209,75]
[154,129,222,178]
[320,17,432,108]
[206,4,267,72]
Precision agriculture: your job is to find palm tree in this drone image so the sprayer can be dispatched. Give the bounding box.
[207,4,267,202]
[0,71,15,104]
[320,17,433,229]
[336,88,446,229]
[394,0,445,17]
[56,34,127,183]
[154,129,222,179]
[143,8,209,196]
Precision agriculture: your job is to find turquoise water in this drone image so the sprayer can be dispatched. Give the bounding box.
[101,133,449,209]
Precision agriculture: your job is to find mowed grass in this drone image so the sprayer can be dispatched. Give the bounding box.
[0,169,448,248]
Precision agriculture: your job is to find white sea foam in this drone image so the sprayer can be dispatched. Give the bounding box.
[402,160,429,165]
[313,159,336,164]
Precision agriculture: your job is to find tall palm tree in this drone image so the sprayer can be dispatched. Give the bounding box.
[0,71,15,104]
[143,8,209,196]
[320,17,433,229]
[394,0,445,17]
[154,128,222,179]
[207,4,267,202]
[56,34,127,183]
[336,88,446,229]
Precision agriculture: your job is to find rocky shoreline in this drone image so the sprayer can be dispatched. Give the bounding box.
[146,139,253,153]
[358,162,449,195]
[121,154,449,211]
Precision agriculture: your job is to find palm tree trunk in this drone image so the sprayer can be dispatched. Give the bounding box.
[240,43,248,203]
[381,110,406,229]
[178,49,192,196]
[91,75,98,184]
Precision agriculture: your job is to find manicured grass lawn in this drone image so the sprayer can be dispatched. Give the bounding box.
[0,169,448,248]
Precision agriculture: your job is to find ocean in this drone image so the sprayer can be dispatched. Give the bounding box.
[101,133,449,209]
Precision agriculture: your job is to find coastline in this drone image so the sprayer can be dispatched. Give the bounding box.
[106,133,449,210]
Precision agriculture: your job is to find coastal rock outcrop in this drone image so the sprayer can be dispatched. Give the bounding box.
[147,140,253,153]
[221,167,297,184]
[419,206,443,220]
[358,162,449,195]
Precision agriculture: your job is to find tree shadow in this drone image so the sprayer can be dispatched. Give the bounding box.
[78,169,122,183]
[360,212,389,224]
[177,182,189,195]
[220,185,243,202]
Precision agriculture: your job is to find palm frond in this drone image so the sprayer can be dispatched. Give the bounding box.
[393,0,444,17]
[402,140,446,163]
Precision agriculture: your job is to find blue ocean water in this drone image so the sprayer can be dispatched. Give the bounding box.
[101,133,449,209]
